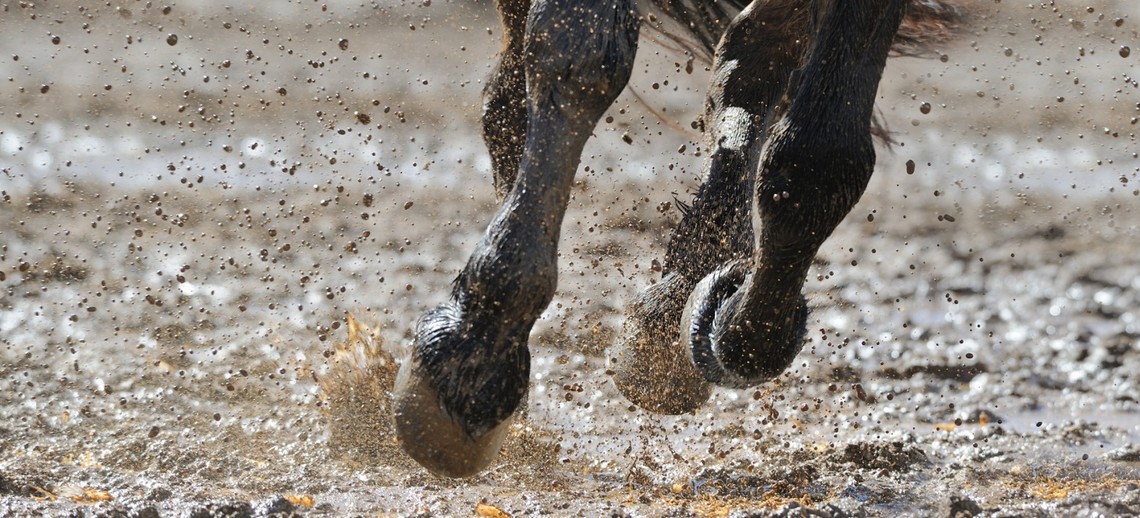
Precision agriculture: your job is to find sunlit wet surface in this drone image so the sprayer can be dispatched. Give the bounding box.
[2,0,1140,516]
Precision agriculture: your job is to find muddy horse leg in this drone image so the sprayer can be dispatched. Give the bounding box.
[394,0,640,477]
[482,0,530,200]
[611,0,811,413]
[683,0,907,387]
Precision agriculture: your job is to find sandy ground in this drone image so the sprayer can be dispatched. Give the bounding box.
[2,0,1140,516]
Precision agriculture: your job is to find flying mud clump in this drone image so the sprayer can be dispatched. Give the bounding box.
[318,314,401,463]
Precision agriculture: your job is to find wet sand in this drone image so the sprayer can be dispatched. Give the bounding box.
[2,0,1140,516]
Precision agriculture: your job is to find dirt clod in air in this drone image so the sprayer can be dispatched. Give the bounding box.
[319,314,401,463]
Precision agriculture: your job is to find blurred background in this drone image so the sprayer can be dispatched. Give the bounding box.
[1,0,1136,196]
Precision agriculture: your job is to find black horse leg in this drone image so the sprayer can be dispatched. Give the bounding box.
[394,0,640,477]
[610,0,810,414]
[682,0,907,387]
[482,0,530,200]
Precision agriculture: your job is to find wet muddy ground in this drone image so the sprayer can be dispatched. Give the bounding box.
[2,0,1140,516]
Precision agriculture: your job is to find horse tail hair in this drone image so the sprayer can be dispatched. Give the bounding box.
[894,0,971,56]
[644,0,970,58]
[642,0,748,54]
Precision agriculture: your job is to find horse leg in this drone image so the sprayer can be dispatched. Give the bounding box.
[682,0,907,387]
[610,0,811,414]
[482,0,530,200]
[394,0,640,477]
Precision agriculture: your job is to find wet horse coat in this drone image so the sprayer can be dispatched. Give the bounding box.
[390,0,964,477]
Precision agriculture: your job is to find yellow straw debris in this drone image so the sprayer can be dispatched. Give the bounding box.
[285,494,315,508]
[30,485,57,502]
[475,502,511,518]
[70,488,113,504]
[1006,476,1138,501]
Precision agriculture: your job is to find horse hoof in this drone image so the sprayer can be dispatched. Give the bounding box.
[682,259,809,388]
[609,272,712,414]
[393,358,514,478]
[392,303,529,477]
[681,259,754,388]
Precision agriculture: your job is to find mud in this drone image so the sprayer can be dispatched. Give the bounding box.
[2,0,1140,516]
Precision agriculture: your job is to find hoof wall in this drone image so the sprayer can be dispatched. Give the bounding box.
[393,360,513,478]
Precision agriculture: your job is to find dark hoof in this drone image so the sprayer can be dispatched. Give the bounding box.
[392,303,529,478]
[682,260,808,388]
[682,259,753,388]
[609,273,712,414]
[393,358,514,478]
